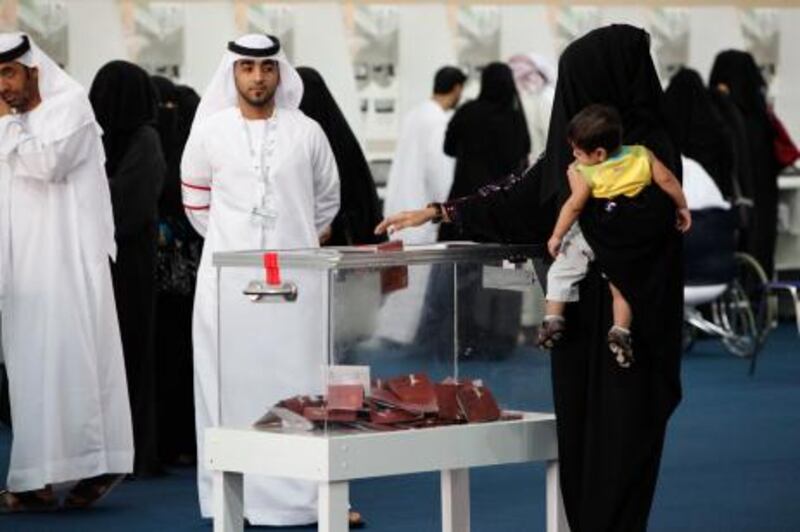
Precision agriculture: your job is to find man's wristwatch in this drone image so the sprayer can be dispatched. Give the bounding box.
[426,202,444,224]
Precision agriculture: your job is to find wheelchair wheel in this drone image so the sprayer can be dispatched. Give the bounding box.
[733,252,774,343]
[711,280,758,357]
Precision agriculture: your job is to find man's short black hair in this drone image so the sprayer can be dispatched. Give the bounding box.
[566,104,623,153]
[433,66,467,95]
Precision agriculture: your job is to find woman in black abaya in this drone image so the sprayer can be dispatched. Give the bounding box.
[296,67,383,245]
[436,62,530,355]
[664,68,735,198]
[151,76,202,465]
[440,61,530,240]
[709,51,780,276]
[379,25,683,531]
[89,61,165,477]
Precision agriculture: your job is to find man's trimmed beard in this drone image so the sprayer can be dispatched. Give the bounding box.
[235,82,277,109]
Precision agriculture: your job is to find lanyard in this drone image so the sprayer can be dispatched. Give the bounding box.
[241,111,279,229]
[241,113,275,182]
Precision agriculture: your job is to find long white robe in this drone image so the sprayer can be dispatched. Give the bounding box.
[519,85,555,161]
[377,99,454,343]
[384,99,454,244]
[181,107,339,525]
[0,91,133,491]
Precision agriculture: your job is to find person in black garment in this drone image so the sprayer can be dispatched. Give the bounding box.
[296,66,384,246]
[709,50,781,277]
[378,25,684,531]
[664,67,735,199]
[439,61,530,241]
[435,61,530,357]
[150,75,202,466]
[89,60,165,477]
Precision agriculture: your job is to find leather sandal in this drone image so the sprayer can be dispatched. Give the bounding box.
[0,487,58,514]
[62,473,125,510]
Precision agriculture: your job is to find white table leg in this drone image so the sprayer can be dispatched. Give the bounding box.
[441,468,470,532]
[319,481,349,532]
[213,470,243,532]
[546,460,570,532]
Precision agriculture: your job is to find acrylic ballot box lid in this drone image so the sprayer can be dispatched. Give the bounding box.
[213,242,545,270]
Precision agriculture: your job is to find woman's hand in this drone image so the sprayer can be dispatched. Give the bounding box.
[375,206,438,235]
[547,235,563,259]
[676,208,692,233]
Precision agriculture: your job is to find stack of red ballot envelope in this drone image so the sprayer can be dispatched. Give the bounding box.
[256,373,522,432]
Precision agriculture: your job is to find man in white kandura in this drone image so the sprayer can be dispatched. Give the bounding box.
[181,34,343,526]
[376,66,465,344]
[384,66,465,245]
[0,33,133,512]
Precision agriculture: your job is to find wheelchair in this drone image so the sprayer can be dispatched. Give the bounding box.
[683,208,774,359]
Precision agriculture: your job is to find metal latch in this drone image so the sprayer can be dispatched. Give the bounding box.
[243,280,298,302]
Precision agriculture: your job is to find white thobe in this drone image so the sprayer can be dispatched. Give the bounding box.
[378,99,454,343]
[0,92,133,491]
[181,107,340,526]
[384,99,454,244]
[519,86,555,161]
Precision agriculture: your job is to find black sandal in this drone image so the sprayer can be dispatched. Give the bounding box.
[62,473,125,510]
[0,487,58,514]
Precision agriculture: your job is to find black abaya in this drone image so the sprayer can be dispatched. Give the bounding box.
[441,62,530,226]
[151,76,201,464]
[296,67,384,245]
[710,51,780,275]
[90,61,165,476]
[443,25,683,531]
[664,68,735,198]
[438,62,530,355]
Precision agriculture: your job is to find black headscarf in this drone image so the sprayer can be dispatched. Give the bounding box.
[297,66,383,245]
[542,26,677,202]
[151,75,180,168]
[150,76,200,222]
[89,61,158,176]
[478,61,519,108]
[448,25,683,530]
[709,50,779,274]
[664,68,735,197]
[709,50,769,115]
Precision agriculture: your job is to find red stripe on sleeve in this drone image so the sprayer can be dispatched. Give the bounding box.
[181,180,212,191]
[183,204,210,211]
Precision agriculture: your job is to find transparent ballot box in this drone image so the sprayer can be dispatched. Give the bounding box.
[213,242,551,435]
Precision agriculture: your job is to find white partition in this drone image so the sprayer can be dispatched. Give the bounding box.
[396,4,456,122]
[183,1,237,95]
[499,4,555,61]
[67,0,127,89]
[687,7,745,83]
[776,8,800,140]
[601,6,650,29]
[293,2,360,138]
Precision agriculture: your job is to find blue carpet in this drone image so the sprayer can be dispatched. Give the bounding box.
[1,326,799,531]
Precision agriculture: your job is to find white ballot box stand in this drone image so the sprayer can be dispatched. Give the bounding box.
[206,412,569,532]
